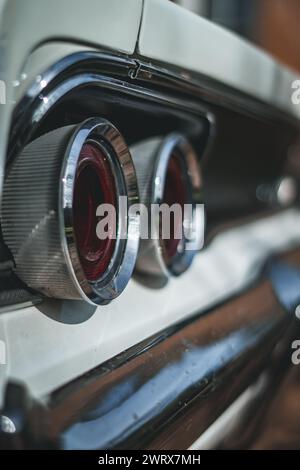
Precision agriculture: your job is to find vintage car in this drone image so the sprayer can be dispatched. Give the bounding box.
[0,0,300,451]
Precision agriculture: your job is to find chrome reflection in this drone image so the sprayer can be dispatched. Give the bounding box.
[46,259,296,449]
[131,133,204,287]
[61,327,272,450]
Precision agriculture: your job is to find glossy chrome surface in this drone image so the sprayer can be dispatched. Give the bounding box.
[60,118,140,305]
[131,133,204,286]
[7,48,298,171]
[35,251,299,450]
[8,70,214,168]
[1,251,300,449]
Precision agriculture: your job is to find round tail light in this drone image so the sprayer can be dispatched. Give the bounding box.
[131,133,204,287]
[1,118,139,305]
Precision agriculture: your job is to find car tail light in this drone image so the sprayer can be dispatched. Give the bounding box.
[131,133,204,287]
[1,118,139,305]
[73,142,117,282]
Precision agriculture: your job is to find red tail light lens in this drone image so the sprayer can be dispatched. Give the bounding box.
[161,151,188,264]
[73,143,116,281]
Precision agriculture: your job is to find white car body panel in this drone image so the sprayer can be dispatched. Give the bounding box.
[139,0,299,119]
[0,0,143,194]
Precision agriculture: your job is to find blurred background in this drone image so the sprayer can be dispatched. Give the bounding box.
[172,0,300,73]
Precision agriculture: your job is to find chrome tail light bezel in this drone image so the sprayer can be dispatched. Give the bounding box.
[131,133,204,287]
[60,118,140,305]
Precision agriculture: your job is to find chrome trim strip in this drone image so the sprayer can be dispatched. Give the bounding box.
[8,48,299,167]
[8,68,214,164]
